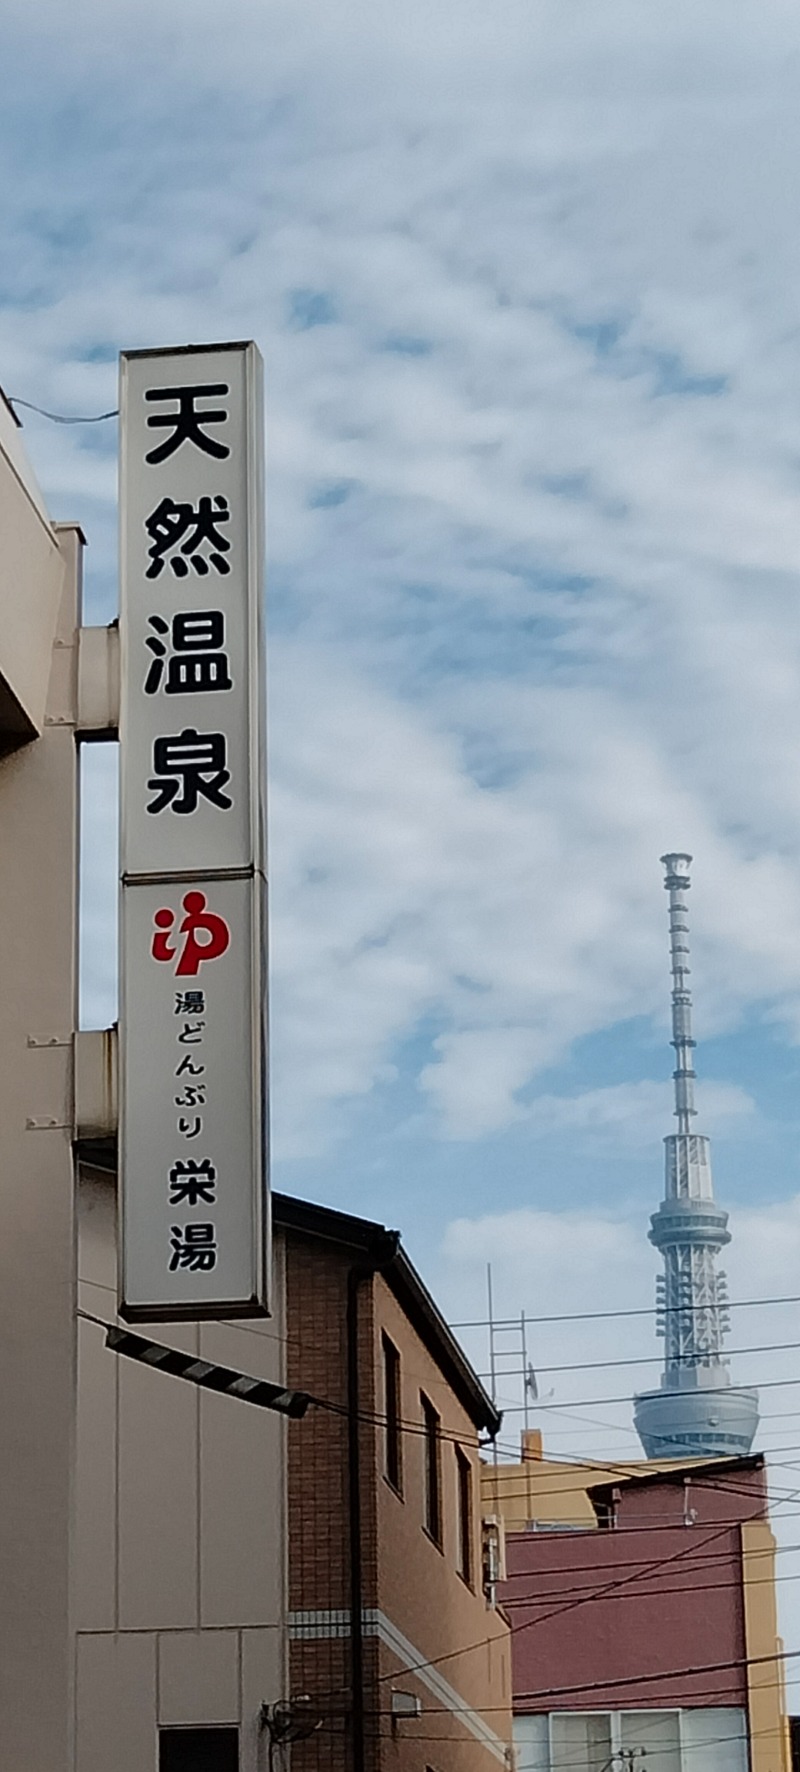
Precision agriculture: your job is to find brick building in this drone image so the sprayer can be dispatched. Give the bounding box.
[486,1439,787,1772]
[279,1193,513,1772]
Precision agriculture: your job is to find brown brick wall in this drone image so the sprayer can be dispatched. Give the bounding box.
[283,1227,512,1772]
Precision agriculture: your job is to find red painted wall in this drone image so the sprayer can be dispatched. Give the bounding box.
[501,1463,767,1713]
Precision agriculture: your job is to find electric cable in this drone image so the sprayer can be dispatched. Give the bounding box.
[450,1288,800,1330]
[6,396,118,424]
[476,1333,800,1378]
[79,1306,799,1728]
[497,1540,795,1588]
[483,1369,800,1413]
[501,1562,800,1603]
[341,1499,797,1707]
[309,1711,779,1769]
[77,1299,800,1506]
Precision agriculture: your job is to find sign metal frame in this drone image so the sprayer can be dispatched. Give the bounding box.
[118,341,269,1322]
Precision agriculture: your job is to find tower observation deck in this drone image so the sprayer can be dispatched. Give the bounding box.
[633,854,758,1460]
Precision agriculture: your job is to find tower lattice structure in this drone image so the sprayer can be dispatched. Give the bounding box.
[633,854,758,1460]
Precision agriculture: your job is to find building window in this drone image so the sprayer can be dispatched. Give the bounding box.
[515,1708,748,1772]
[382,1332,402,1493]
[456,1446,473,1585]
[551,1711,681,1772]
[619,1711,680,1768]
[549,1708,681,1764]
[550,1713,612,1771]
[421,1392,442,1545]
[159,1728,239,1772]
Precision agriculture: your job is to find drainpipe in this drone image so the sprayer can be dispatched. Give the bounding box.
[347,1231,400,1772]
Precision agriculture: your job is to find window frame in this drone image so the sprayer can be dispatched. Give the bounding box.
[421,1391,442,1547]
[516,1707,748,1772]
[455,1444,473,1587]
[159,1725,240,1772]
[548,1708,682,1772]
[381,1331,403,1496]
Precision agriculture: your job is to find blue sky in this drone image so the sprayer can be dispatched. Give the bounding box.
[7,0,800,1655]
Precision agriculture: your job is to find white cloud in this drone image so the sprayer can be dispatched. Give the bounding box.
[420,1030,548,1139]
[421,1067,755,1148]
[527,1080,755,1148]
[444,1204,641,1286]
[12,0,800,1161]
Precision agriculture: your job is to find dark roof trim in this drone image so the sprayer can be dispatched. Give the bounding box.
[0,386,21,428]
[588,1452,765,1512]
[272,1191,501,1437]
[386,1245,501,1436]
[273,1191,389,1255]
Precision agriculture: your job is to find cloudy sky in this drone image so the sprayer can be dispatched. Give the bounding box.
[6,0,800,1664]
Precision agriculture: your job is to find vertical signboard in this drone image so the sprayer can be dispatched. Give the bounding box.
[119,343,268,1319]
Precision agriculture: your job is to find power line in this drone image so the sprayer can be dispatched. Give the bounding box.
[478,1333,800,1379]
[83,1306,796,1721]
[287,1710,769,1769]
[79,1298,800,1503]
[315,1650,799,1729]
[77,1277,800,1437]
[450,1288,800,1330]
[487,1369,800,1414]
[501,1562,800,1604]
[306,1712,771,1766]
[367,1501,786,1698]
[498,1538,796,1585]
[488,1643,800,1710]
[482,1446,800,1509]
[6,396,118,424]
[368,1649,800,1717]
[481,1423,800,1490]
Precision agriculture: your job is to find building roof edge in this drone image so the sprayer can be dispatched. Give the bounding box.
[587,1450,765,1510]
[272,1190,501,1436]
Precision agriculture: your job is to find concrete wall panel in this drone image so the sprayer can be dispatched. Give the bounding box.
[75,1316,117,1630]
[158,1629,239,1725]
[241,1628,285,1772]
[118,1323,199,1630]
[75,1172,119,1631]
[76,1631,157,1772]
[199,1318,285,1628]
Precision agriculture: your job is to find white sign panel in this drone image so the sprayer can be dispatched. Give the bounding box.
[119,343,268,1319]
[121,878,267,1317]
[120,343,265,877]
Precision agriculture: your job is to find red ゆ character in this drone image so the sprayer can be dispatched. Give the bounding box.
[151,891,230,976]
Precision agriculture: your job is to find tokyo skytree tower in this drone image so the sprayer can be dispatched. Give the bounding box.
[633,854,758,1460]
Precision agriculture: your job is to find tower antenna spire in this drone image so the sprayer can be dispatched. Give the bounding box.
[664,852,696,1136]
[633,854,758,1460]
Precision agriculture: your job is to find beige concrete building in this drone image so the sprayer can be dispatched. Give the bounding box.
[0,389,85,1771]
